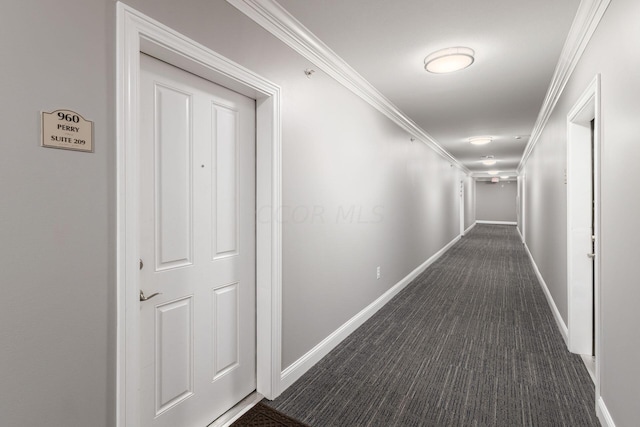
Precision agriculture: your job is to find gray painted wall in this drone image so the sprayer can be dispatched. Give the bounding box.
[0,1,463,425]
[0,1,113,426]
[476,180,517,222]
[521,0,640,424]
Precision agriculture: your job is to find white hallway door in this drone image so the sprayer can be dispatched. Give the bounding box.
[139,54,256,427]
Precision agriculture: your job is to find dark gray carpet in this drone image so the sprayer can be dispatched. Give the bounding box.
[265,225,599,426]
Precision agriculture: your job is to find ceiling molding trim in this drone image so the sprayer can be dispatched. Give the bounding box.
[518,0,611,172]
[226,0,470,174]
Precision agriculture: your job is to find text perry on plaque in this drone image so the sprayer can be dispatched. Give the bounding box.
[41,109,94,153]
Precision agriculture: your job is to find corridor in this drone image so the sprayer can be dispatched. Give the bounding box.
[265,225,597,426]
[5,1,640,425]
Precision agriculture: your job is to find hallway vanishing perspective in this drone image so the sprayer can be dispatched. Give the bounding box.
[265,225,598,426]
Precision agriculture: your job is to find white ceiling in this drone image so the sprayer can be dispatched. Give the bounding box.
[276,0,580,176]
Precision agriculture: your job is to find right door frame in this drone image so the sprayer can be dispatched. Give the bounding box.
[459,179,465,236]
[566,74,601,388]
[517,173,526,242]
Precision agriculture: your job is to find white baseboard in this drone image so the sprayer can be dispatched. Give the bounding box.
[279,234,462,391]
[597,396,616,427]
[477,220,518,225]
[464,222,476,235]
[522,242,568,344]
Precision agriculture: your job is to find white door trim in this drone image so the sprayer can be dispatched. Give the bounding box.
[459,180,465,236]
[566,74,601,394]
[116,4,282,426]
[519,173,526,243]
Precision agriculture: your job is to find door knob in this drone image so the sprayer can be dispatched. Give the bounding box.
[140,290,162,301]
[587,253,595,259]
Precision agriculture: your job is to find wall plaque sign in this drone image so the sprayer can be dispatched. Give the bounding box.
[41,109,94,153]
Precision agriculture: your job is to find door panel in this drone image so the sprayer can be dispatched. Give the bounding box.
[213,283,240,379]
[213,104,240,258]
[139,53,256,427]
[154,84,193,270]
[155,297,194,414]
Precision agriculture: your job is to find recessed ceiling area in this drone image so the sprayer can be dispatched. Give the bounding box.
[276,0,581,177]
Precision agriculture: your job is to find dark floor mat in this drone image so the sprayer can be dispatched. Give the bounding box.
[231,402,310,427]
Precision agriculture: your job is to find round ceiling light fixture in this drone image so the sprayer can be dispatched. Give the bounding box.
[488,170,499,175]
[424,47,475,73]
[469,136,492,145]
[482,159,497,166]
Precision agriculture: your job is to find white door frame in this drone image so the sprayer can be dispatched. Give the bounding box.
[518,173,526,242]
[459,180,465,236]
[566,74,601,390]
[116,4,282,426]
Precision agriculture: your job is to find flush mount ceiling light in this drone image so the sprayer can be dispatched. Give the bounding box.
[424,47,475,73]
[500,175,510,179]
[469,136,492,145]
[481,156,497,166]
[488,170,499,175]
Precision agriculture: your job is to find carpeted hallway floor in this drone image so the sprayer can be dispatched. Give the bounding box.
[264,225,599,426]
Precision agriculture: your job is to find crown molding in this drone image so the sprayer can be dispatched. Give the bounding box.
[226,0,469,174]
[518,0,611,172]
